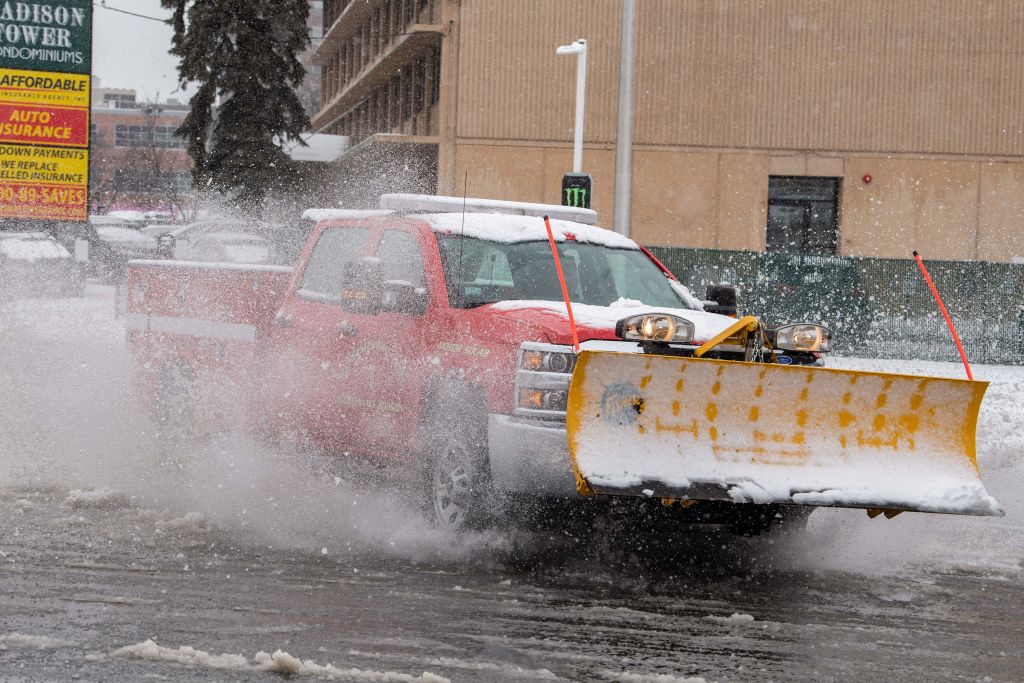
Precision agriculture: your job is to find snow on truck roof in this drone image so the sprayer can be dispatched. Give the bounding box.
[417,213,638,249]
[301,209,395,222]
[303,196,634,249]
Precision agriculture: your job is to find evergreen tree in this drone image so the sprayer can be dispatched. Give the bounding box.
[162,0,310,206]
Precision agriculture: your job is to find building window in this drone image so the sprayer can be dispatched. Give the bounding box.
[114,124,187,150]
[102,93,136,108]
[766,176,840,255]
[429,44,441,105]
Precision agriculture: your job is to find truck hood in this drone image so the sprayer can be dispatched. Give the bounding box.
[478,299,740,346]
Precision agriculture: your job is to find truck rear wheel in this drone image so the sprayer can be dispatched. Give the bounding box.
[154,362,196,441]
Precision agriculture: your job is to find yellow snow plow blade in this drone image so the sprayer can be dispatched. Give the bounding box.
[566,351,1002,516]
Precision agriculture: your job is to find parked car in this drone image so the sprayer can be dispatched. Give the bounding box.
[0,231,84,297]
[140,223,181,238]
[94,226,159,259]
[190,232,270,264]
[152,220,246,260]
[48,220,117,280]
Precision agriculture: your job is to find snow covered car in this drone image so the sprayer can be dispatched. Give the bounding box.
[152,220,247,260]
[0,232,84,297]
[190,232,270,264]
[47,220,117,280]
[140,223,183,238]
[94,226,160,278]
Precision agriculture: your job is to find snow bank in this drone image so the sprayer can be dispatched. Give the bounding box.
[0,633,79,649]
[704,613,755,624]
[111,639,450,681]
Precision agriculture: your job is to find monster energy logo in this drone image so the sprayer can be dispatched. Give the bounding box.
[564,186,588,207]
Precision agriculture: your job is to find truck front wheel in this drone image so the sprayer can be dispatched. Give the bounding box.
[423,415,493,533]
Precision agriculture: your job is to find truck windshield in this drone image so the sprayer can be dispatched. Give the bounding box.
[437,236,692,309]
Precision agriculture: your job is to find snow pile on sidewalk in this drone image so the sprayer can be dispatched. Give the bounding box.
[110,639,450,681]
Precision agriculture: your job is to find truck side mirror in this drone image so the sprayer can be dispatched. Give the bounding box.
[381,280,429,316]
[704,283,738,317]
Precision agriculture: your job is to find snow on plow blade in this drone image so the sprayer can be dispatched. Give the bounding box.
[566,351,1002,516]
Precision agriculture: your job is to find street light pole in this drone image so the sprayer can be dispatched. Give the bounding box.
[556,39,587,174]
[556,38,591,209]
[613,0,636,237]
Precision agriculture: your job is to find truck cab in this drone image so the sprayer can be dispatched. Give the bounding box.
[258,195,760,529]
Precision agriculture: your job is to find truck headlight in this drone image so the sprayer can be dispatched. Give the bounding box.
[616,314,695,343]
[515,342,575,420]
[520,348,576,373]
[773,324,831,352]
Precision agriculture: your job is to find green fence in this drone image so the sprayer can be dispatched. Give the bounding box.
[649,247,1024,366]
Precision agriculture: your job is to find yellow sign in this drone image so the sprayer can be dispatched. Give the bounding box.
[0,143,87,220]
[0,68,89,108]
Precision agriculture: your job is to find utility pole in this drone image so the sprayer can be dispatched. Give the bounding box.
[556,38,591,209]
[613,0,637,237]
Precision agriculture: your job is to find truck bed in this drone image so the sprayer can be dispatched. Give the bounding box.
[124,259,294,416]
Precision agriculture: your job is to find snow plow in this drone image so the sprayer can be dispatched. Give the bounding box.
[566,317,1002,518]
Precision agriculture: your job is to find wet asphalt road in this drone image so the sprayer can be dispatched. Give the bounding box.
[0,485,1022,683]
[0,286,1021,682]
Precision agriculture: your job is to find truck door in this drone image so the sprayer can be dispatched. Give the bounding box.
[338,227,434,457]
[263,225,374,449]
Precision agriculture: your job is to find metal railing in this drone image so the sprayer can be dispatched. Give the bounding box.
[649,247,1024,365]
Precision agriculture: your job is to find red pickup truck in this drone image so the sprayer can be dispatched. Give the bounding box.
[126,194,835,534]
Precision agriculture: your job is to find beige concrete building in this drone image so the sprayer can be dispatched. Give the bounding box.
[312,0,1024,262]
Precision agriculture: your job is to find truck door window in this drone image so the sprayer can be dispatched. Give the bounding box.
[375,230,426,288]
[298,227,372,303]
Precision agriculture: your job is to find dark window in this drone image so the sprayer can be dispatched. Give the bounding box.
[298,227,373,303]
[430,44,441,105]
[767,176,840,255]
[413,57,426,113]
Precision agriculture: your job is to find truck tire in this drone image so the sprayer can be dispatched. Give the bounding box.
[422,406,494,533]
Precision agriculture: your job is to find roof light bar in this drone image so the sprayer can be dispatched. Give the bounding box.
[379,193,598,225]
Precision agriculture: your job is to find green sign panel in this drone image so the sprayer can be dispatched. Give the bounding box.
[0,1,92,74]
[562,172,592,209]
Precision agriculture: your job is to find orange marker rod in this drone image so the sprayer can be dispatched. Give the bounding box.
[913,250,972,380]
[543,215,580,352]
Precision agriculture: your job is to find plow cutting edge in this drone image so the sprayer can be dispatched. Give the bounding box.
[566,351,1002,516]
